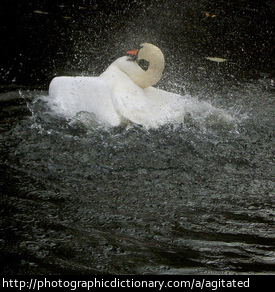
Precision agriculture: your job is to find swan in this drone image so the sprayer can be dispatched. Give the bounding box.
[49,43,185,128]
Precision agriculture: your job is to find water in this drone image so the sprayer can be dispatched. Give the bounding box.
[1,0,275,275]
[1,75,274,274]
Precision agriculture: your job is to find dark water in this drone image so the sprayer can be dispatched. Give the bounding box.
[1,1,274,274]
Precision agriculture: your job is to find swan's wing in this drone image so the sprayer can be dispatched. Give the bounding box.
[145,87,235,126]
[49,76,121,126]
[49,77,106,115]
[111,84,155,128]
[111,85,186,128]
[144,87,186,125]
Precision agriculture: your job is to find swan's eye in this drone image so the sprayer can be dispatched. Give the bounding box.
[137,59,149,71]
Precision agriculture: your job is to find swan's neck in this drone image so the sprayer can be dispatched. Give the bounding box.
[132,61,164,88]
[113,55,164,88]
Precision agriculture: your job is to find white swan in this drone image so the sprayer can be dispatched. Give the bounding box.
[49,43,185,128]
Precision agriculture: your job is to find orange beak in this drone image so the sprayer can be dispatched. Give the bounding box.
[126,49,139,56]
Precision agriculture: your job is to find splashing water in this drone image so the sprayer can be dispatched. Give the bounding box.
[44,79,238,131]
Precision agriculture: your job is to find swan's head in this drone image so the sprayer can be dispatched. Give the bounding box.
[126,43,165,88]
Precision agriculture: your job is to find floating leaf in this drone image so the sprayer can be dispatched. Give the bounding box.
[33,10,49,15]
[205,57,227,63]
[205,12,217,18]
